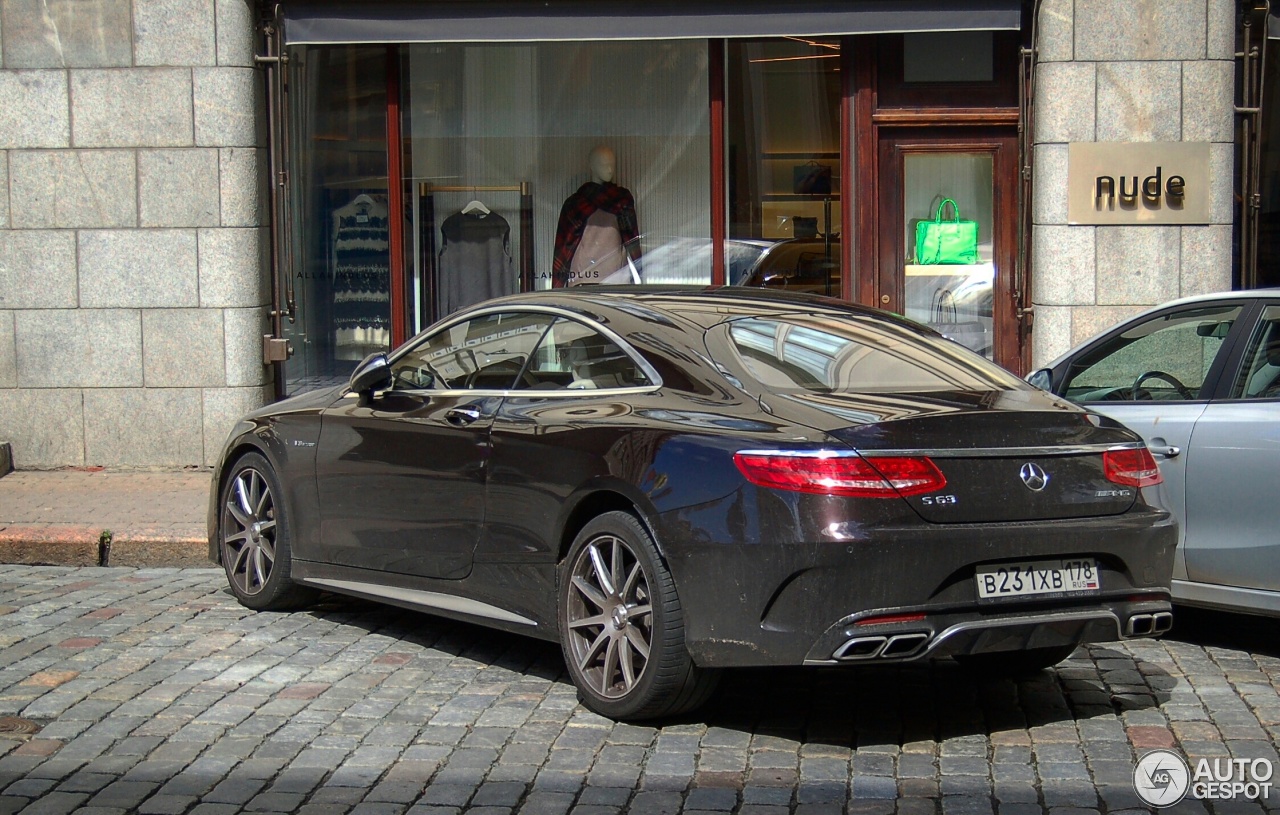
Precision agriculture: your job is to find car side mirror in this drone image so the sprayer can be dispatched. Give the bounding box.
[1026,369,1053,391]
[349,353,393,394]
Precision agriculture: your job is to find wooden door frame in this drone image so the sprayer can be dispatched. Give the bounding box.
[851,35,1026,373]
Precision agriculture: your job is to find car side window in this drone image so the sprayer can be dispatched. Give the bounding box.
[1230,305,1280,400]
[1061,305,1243,402]
[389,311,552,391]
[517,318,652,391]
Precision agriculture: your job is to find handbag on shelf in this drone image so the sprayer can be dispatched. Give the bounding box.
[793,216,818,238]
[792,161,833,196]
[913,198,979,265]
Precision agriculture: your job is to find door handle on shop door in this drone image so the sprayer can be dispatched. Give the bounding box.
[445,407,482,425]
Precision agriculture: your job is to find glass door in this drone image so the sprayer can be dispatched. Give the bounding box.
[877,131,1020,369]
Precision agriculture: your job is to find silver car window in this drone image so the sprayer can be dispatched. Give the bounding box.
[1062,305,1243,401]
[1231,305,1280,399]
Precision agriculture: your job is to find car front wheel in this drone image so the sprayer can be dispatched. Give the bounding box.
[558,511,719,720]
[218,452,316,611]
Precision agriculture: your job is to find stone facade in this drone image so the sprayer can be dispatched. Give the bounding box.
[1030,0,1237,367]
[0,0,269,468]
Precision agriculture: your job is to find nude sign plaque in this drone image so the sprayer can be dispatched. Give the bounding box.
[1067,142,1211,225]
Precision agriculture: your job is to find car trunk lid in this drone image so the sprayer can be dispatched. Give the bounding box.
[821,403,1142,523]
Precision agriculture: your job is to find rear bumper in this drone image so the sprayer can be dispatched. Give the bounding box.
[665,507,1177,668]
[802,599,1172,665]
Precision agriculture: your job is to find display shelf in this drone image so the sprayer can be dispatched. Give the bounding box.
[904,263,994,277]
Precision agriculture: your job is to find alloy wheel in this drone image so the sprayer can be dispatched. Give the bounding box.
[565,534,653,698]
[221,468,277,597]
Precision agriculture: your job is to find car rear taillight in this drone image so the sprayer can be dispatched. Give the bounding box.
[732,452,946,498]
[1103,448,1162,488]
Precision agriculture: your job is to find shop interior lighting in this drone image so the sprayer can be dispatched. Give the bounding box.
[750,36,840,64]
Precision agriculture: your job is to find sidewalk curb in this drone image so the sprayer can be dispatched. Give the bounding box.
[0,525,210,568]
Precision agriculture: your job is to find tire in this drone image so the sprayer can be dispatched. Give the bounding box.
[218,452,317,612]
[955,643,1079,676]
[558,511,720,720]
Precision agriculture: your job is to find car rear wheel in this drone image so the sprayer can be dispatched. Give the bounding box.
[558,511,719,720]
[955,643,1079,676]
[219,453,316,611]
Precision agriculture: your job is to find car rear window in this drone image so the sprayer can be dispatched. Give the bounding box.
[712,315,1026,394]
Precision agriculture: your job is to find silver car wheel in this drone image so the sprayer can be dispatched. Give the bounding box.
[565,534,653,699]
[220,467,277,597]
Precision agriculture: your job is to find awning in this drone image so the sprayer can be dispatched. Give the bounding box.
[282,0,1022,46]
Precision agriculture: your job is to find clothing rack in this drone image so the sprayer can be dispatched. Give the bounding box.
[419,182,534,322]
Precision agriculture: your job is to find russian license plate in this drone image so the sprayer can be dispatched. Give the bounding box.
[975,558,1100,600]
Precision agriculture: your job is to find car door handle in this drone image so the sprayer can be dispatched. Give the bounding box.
[1151,445,1181,459]
[445,406,482,425]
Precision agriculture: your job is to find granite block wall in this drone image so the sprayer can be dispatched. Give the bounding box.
[0,0,268,468]
[1031,0,1237,367]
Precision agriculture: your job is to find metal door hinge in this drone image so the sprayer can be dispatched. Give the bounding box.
[263,335,292,364]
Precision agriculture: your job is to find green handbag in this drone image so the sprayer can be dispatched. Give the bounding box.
[914,198,979,265]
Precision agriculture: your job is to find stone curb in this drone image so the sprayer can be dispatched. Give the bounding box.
[0,524,210,568]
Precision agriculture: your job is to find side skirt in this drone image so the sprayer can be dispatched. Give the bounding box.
[1173,578,1280,617]
[293,560,557,641]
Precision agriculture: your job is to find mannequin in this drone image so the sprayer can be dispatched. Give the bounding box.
[553,146,640,286]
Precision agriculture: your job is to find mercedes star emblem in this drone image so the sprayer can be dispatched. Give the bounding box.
[1019,462,1050,492]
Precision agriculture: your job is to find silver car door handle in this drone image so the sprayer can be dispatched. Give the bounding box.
[445,406,482,425]
[1151,445,1181,459]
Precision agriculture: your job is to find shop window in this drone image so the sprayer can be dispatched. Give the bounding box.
[283,46,391,396]
[727,38,844,291]
[403,40,711,318]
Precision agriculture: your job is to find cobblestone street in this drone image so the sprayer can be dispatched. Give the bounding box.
[1,567,1278,815]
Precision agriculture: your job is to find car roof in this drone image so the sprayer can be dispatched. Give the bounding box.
[1041,287,1280,370]
[468,286,920,328]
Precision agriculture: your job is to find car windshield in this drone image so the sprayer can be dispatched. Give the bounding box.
[712,314,1026,394]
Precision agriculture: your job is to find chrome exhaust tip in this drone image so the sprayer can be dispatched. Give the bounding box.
[833,632,931,661]
[881,632,929,658]
[1126,613,1158,636]
[833,636,887,660]
[1126,611,1173,637]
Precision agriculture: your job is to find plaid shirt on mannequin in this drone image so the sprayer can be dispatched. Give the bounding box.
[552,182,639,285]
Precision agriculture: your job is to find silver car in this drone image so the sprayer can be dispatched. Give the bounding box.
[1028,289,1280,616]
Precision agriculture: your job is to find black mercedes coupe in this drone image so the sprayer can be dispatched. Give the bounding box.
[208,288,1176,719]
